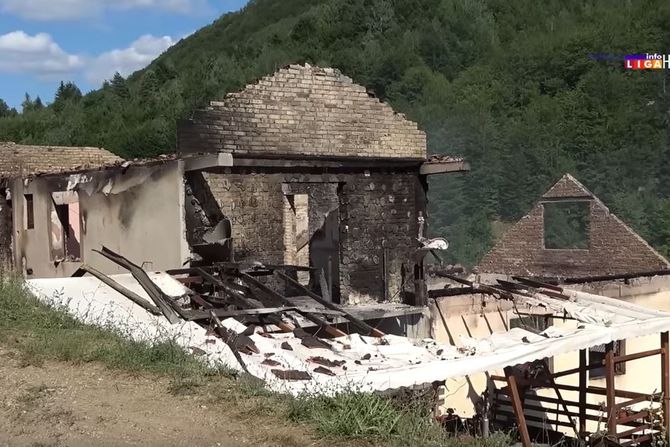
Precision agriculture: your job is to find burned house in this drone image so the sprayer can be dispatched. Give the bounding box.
[0,142,122,270]
[478,174,670,278]
[9,65,468,314]
[424,174,670,444]
[9,154,233,277]
[11,70,670,447]
[177,64,468,305]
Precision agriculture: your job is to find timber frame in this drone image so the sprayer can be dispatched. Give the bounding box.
[491,334,670,446]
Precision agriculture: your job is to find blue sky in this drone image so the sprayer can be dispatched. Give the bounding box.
[0,0,249,109]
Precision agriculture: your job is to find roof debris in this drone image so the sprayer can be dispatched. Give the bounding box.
[24,247,670,397]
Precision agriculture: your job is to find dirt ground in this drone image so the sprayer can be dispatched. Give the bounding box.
[0,346,336,447]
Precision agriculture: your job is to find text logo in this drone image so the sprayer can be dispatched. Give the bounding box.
[625,53,670,70]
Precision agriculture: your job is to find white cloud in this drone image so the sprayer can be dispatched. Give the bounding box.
[85,34,176,83]
[0,31,83,76]
[0,31,176,84]
[0,0,207,21]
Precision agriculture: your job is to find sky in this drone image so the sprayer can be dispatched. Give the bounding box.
[0,0,250,109]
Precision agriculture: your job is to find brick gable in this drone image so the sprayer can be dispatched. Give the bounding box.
[478,174,670,277]
[178,64,426,159]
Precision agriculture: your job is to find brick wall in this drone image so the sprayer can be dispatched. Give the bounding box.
[340,173,419,303]
[202,170,285,264]
[199,168,423,304]
[478,175,670,277]
[178,64,426,159]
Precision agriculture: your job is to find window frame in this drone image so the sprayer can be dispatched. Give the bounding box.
[542,200,591,250]
[588,340,626,379]
[24,193,34,230]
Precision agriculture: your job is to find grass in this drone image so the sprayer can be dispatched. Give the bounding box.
[287,391,512,447]
[0,275,513,447]
[0,274,214,380]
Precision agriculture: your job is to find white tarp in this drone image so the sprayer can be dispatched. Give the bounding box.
[26,274,670,396]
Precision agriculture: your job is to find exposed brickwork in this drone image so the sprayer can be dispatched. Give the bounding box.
[178,64,426,159]
[199,168,422,304]
[178,65,429,303]
[542,174,592,199]
[202,170,285,264]
[0,142,122,178]
[478,174,670,277]
[340,174,419,303]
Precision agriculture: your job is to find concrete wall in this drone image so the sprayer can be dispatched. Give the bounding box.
[430,276,670,434]
[12,161,189,277]
[198,167,423,304]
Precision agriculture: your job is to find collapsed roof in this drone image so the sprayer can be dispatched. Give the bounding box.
[25,250,670,396]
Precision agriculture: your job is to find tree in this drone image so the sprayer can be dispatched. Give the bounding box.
[21,93,44,113]
[53,81,83,112]
[0,99,16,118]
[110,73,130,99]
[0,0,669,267]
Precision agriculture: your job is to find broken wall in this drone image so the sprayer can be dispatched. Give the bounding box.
[178,64,426,160]
[478,174,670,277]
[282,183,339,288]
[12,161,189,277]
[197,167,423,304]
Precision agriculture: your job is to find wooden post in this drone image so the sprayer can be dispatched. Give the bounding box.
[661,332,670,437]
[605,342,617,440]
[504,367,531,447]
[579,349,587,437]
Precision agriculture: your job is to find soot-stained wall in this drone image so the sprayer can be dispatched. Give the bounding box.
[11,161,189,278]
[178,64,426,160]
[197,167,424,304]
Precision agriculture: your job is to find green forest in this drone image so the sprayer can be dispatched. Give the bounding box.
[1,0,669,267]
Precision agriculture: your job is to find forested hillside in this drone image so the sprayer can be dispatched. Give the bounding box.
[2,0,670,266]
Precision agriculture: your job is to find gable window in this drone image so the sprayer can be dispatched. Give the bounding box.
[543,201,590,249]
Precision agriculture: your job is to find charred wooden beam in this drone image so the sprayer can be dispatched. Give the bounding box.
[94,246,181,324]
[79,264,161,315]
[511,276,564,292]
[274,271,384,337]
[239,273,347,338]
[561,268,670,285]
[195,268,295,332]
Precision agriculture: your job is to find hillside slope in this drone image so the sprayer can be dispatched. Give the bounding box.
[2,0,670,266]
